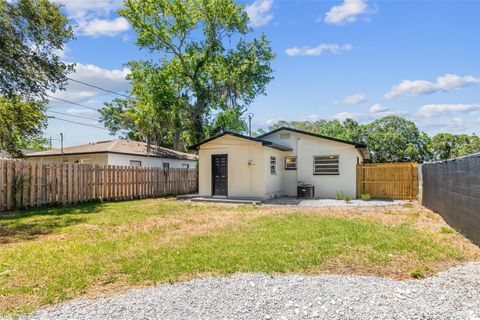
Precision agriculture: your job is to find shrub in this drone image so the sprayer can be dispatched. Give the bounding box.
[410,269,425,279]
[360,193,371,201]
[410,266,432,279]
[335,191,345,200]
[440,226,455,234]
[335,191,351,203]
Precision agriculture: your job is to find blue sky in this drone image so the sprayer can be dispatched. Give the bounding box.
[47,0,480,148]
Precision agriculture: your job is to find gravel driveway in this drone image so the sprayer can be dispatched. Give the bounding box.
[262,197,409,207]
[18,263,480,320]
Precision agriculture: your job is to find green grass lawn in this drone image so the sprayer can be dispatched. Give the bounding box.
[0,199,477,315]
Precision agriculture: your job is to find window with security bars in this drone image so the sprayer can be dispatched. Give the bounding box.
[270,156,277,175]
[313,155,339,175]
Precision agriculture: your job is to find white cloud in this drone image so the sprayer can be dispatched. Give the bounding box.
[384,74,480,99]
[246,0,274,27]
[53,0,129,37]
[369,103,388,113]
[53,0,124,19]
[52,46,69,59]
[334,93,367,105]
[333,112,361,121]
[416,113,480,134]
[417,104,480,118]
[285,44,352,57]
[66,108,100,117]
[50,63,130,104]
[334,105,408,122]
[265,118,277,125]
[324,0,372,25]
[80,17,130,37]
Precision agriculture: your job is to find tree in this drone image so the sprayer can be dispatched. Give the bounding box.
[0,96,47,157]
[362,116,430,162]
[0,0,74,98]
[100,0,275,150]
[256,118,364,143]
[457,134,480,156]
[0,0,74,155]
[430,133,480,160]
[259,116,432,163]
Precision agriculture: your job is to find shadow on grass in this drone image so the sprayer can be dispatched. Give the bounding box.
[0,202,106,244]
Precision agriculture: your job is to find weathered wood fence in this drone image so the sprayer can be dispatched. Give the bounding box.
[356,163,418,200]
[0,160,197,212]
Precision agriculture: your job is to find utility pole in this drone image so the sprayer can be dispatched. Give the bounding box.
[247,113,254,137]
[60,133,64,162]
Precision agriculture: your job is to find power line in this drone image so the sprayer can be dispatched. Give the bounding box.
[47,110,100,121]
[66,77,134,100]
[49,116,108,130]
[46,95,100,112]
[1,53,133,100]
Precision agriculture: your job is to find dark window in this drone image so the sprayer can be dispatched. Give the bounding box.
[313,155,339,175]
[163,162,170,169]
[182,164,189,169]
[285,156,297,170]
[270,156,277,175]
[130,160,142,167]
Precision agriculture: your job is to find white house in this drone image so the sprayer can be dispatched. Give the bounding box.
[26,139,198,169]
[188,127,369,199]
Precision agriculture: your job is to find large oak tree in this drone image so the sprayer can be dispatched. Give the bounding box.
[0,0,73,156]
[100,0,275,150]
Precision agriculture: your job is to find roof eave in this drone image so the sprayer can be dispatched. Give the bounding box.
[187,132,266,150]
[258,127,367,148]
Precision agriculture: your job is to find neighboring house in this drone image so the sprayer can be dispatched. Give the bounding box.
[188,127,369,199]
[26,139,198,169]
[0,149,38,159]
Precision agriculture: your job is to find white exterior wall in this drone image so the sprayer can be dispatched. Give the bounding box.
[27,153,197,169]
[107,153,197,168]
[198,135,266,199]
[264,131,361,198]
[27,153,108,164]
[264,147,286,198]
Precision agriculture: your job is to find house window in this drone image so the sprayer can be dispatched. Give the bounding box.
[163,162,170,169]
[313,155,339,175]
[270,156,277,175]
[130,160,141,167]
[182,164,189,169]
[285,156,297,170]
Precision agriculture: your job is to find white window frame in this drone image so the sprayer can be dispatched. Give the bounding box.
[130,160,142,167]
[182,163,190,169]
[163,162,170,169]
[313,155,339,175]
[270,156,277,175]
[285,156,297,170]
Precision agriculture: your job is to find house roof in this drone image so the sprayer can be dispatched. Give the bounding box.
[187,131,293,152]
[257,127,367,148]
[0,149,38,159]
[258,127,370,159]
[26,139,198,161]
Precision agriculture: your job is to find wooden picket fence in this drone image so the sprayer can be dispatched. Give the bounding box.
[0,159,197,212]
[356,162,418,200]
